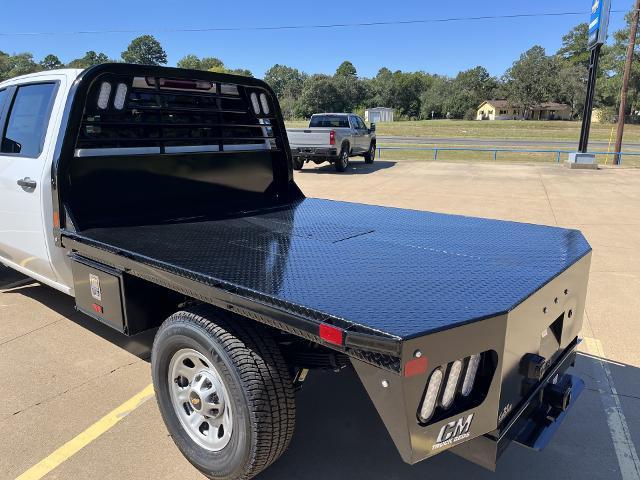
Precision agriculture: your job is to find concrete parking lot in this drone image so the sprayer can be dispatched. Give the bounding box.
[1,160,639,480]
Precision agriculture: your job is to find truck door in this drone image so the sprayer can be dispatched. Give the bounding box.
[353,115,369,152]
[0,82,59,281]
[349,115,364,153]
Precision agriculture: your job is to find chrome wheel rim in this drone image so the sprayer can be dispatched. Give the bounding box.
[168,348,233,451]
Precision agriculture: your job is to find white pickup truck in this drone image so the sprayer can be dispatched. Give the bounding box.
[0,64,591,480]
[287,113,376,172]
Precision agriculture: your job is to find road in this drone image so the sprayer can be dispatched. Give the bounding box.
[378,135,640,151]
[2,161,639,480]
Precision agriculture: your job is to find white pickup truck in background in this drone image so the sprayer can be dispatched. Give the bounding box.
[286,113,376,172]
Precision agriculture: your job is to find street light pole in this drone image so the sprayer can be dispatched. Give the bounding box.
[614,0,640,165]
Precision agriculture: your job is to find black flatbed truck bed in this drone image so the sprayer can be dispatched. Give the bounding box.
[49,64,592,478]
[63,197,590,344]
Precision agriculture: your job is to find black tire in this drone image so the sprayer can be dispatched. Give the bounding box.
[364,142,376,164]
[152,307,295,480]
[335,145,349,172]
[293,157,304,171]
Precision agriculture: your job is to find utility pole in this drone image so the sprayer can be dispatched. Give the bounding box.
[614,0,640,165]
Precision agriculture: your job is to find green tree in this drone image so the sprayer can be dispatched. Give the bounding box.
[0,51,12,81]
[601,9,640,115]
[296,74,340,117]
[121,35,167,65]
[419,76,454,119]
[335,60,357,78]
[40,54,63,70]
[264,64,307,98]
[445,66,499,118]
[557,23,591,70]
[67,51,109,69]
[0,53,40,80]
[557,63,588,118]
[177,54,224,71]
[207,65,253,77]
[226,68,253,77]
[504,46,559,117]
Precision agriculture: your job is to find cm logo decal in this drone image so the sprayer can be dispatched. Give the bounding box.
[432,414,474,450]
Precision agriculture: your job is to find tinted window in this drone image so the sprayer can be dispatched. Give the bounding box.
[354,116,366,129]
[309,115,350,128]
[0,89,7,110]
[1,83,56,157]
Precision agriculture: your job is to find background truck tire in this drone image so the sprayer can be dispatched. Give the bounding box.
[293,157,304,170]
[335,144,350,172]
[364,142,376,164]
[152,307,296,480]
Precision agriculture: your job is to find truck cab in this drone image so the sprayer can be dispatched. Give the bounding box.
[0,69,82,293]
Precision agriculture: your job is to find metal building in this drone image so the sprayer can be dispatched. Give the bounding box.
[365,107,394,123]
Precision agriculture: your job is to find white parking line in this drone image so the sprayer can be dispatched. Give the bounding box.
[582,337,640,480]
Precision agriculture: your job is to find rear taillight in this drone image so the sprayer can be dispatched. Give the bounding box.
[441,359,463,409]
[461,354,481,396]
[330,130,336,146]
[419,368,444,422]
[418,352,493,424]
[97,82,111,109]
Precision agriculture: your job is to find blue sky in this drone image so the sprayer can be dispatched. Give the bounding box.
[0,0,634,79]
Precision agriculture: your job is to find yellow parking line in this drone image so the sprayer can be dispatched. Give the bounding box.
[15,384,155,480]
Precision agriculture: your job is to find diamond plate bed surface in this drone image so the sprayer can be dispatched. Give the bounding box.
[76,198,591,339]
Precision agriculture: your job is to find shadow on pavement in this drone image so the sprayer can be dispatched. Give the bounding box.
[12,283,155,360]
[0,265,27,287]
[297,160,396,175]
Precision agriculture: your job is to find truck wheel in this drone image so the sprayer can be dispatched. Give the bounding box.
[152,307,295,480]
[364,143,376,164]
[293,157,304,170]
[335,146,349,172]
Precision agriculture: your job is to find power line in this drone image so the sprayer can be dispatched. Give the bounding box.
[0,10,629,37]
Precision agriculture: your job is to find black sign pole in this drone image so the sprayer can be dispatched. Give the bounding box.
[578,43,602,153]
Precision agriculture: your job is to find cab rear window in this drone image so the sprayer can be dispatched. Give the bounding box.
[309,115,350,128]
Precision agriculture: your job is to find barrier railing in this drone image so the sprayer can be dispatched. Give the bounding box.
[376,146,640,165]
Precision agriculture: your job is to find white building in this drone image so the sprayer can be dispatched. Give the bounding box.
[365,107,394,123]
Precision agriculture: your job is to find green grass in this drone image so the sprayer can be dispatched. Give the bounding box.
[286,119,640,144]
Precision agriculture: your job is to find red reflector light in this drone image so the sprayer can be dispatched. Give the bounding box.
[404,356,428,378]
[92,303,103,314]
[319,324,343,346]
[329,130,336,146]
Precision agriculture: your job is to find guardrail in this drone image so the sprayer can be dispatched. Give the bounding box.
[376,146,640,165]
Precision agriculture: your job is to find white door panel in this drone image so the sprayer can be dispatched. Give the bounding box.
[0,81,60,282]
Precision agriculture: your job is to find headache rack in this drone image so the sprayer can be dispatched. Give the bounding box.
[52,64,300,232]
[75,72,281,155]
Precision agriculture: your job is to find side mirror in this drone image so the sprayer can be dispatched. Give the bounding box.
[370,123,376,132]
